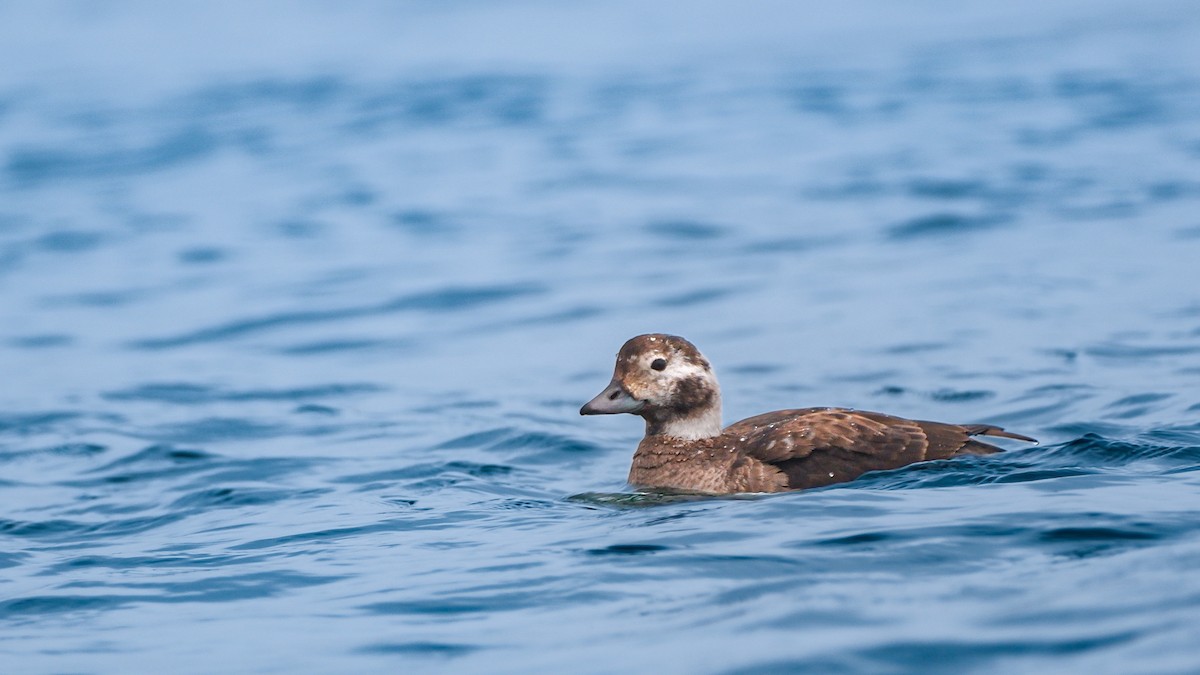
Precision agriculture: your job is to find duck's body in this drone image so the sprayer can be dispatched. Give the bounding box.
[628,407,1027,493]
[581,334,1035,494]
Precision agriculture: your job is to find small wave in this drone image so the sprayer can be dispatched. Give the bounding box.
[645,219,728,240]
[360,587,611,617]
[802,433,1200,492]
[1086,343,1200,360]
[350,74,547,131]
[567,490,761,508]
[888,213,1010,240]
[651,287,737,308]
[585,543,670,555]
[128,283,545,349]
[134,418,290,444]
[88,444,216,469]
[103,382,383,404]
[230,520,437,552]
[435,427,604,465]
[59,444,325,496]
[7,128,219,188]
[336,460,515,491]
[1037,433,1200,465]
[0,442,106,463]
[6,334,74,349]
[169,486,328,510]
[874,386,995,402]
[356,642,480,657]
[0,571,344,621]
[770,630,1142,675]
[0,411,84,434]
[0,514,183,542]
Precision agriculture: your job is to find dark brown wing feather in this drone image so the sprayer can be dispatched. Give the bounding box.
[725,408,1033,490]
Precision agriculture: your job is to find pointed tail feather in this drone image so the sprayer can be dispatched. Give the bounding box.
[961,424,1038,444]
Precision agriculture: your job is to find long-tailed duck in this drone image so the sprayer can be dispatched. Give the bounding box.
[580,334,1036,494]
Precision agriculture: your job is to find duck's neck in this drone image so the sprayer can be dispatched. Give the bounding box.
[645,403,723,441]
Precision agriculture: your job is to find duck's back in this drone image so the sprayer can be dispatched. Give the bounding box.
[722,407,1016,491]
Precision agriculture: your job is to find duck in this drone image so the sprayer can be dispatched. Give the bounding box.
[580,333,1036,494]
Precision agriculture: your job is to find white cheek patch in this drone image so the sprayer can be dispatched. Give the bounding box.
[667,358,711,381]
[652,350,723,440]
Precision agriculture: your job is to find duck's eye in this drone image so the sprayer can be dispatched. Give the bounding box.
[650,358,667,371]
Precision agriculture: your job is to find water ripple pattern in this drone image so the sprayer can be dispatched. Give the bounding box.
[2,1,1200,673]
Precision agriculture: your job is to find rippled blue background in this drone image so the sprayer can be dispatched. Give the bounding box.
[2,2,1200,672]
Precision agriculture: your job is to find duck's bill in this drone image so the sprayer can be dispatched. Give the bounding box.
[580,380,645,415]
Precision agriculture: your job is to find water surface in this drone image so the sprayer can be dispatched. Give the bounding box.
[1,2,1199,673]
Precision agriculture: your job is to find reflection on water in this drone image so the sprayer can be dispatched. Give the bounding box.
[1,1,1200,673]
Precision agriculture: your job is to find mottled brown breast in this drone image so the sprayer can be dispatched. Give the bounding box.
[628,435,770,494]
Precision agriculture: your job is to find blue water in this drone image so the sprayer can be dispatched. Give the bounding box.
[2,1,1200,672]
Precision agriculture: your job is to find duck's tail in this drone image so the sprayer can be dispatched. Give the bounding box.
[961,424,1038,444]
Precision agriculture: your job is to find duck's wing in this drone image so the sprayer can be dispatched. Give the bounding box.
[725,408,1030,489]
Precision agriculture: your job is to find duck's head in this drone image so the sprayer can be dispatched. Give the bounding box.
[580,333,722,440]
